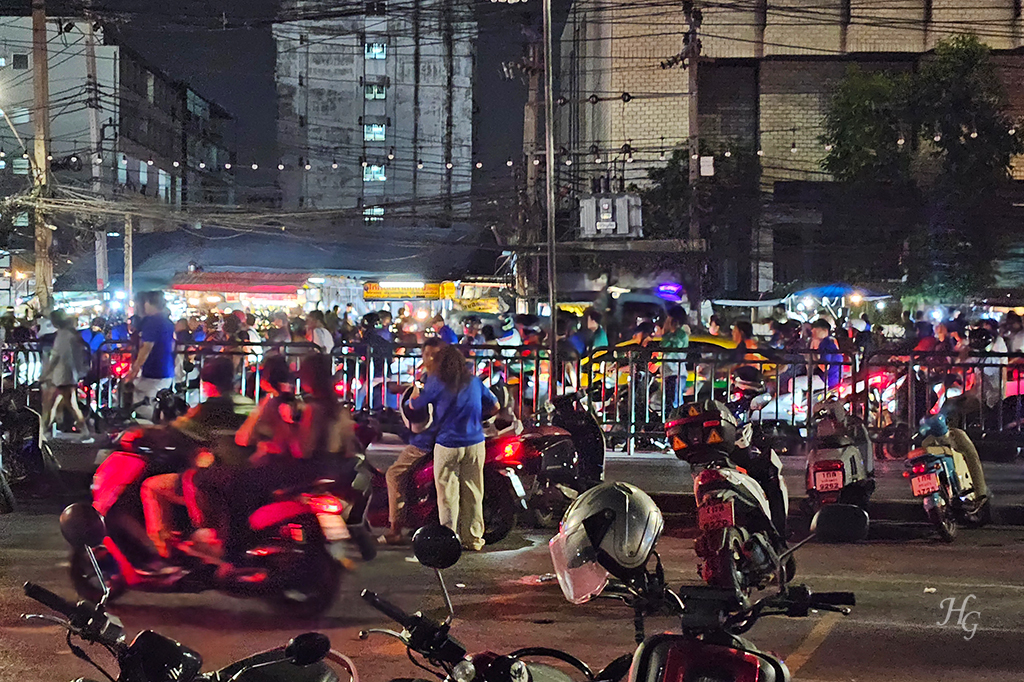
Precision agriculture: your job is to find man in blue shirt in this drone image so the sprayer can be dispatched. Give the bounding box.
[810,319,843,389]
[408,344,498,550]
[125,291,176,419]
[431,314,459,345]
[384,338,443,544]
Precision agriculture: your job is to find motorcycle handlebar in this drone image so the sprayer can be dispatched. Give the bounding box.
[23,582,77,618]
[810,591,856,607]
[360,589,417,630]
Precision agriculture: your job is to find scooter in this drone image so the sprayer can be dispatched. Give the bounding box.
[360,525,620,682]
[803,399,875,513]
[667,404,790,607]
[24,504,359,682]
[904,429,989,542]
[366,387,605,542]
[75,425,374,616]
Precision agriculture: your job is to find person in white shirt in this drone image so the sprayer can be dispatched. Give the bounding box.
[305,311,334,354]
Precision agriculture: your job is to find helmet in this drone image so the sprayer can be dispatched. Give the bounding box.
[920,413,949,439]
[664,400,738,461]
[399,385,433,434]
[549,482,663,604]
[733,365,765,395]
[968,326,994,351]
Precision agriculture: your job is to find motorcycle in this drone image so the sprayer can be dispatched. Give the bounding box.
[803,398,876,514]
[72,424,375,615]
[366,387,605,543]
[359,525,623,682]
[23,504,359,682]
[904,433,989,542]
[584,505,866,682]
[666,403,791,606]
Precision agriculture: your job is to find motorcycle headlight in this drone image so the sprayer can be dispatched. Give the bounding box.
[452,659,477,682]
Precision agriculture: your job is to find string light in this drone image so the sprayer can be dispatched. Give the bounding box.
[897,136,906,146]
[756,149,764,157]
[331,160,339,169]
[304,162,311,170]
[251,162,259,170]
[475,161,483,169]
[445,161,453,169]
[147,158,154,166]
[724,150,732,158]
[590,143,601,164]
[506,157,513,167]
[533,157,540,166]
[120,155,127,166]
[0,149,6,158]
[417,159,424,169]
[1010,127,1017,136]
[659,136,665,161]
[199,161,206,169]
[70,155,78,163]
[823,144,832,152]
[387,147,395,160]
[933,133,942,142]
[278,163,285,170]
[172,160,180,168]
[970,131,978,139]
[224,162,232,169]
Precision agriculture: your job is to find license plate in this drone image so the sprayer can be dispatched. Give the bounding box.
[317,513,350,542]
[912,473,941,497]
[698,500,735,531]
[814,470,844,492]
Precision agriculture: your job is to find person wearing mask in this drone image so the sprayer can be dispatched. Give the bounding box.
[431,314,459,345]
[384,338,444,544]
[407,344,498,550]
[810,319,843,389]
[40,312,92,438]
[140,358,250,559]
[658,305,690,411]
[81,316,108,354]
[125,292,176,420]
[583,307,609,353]
[306,310,334,353]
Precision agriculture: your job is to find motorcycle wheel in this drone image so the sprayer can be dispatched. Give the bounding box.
[70,546,125,603]
[707,529,746,597]
[271,546,341,617]
[0,471,14,514]
[927,502,958,542]
[482,472,517,545]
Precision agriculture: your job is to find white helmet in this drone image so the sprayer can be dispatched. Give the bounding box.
[399,385,433,434]
[549,482,663,604]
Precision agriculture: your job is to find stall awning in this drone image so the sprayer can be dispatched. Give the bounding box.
[170,271,311,294]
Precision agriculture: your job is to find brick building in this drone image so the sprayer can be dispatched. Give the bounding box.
[557,1,1024,294]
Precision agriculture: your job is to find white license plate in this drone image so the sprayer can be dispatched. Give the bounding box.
[698,500,735,531]
[317,513,350,542]
[814,470,844,492]
[912,473,941,497]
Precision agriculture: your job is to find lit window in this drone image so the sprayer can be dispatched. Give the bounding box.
[363,206,384,222]
[365,43,387,60]
[364,124,386,142]
[363,164,386,182]
[364,84,386,100]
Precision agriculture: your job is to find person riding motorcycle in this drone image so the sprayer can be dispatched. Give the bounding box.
[549,481,664,604]
[139,357,251,559]
[920,413,990,502]
[666,399,788,540]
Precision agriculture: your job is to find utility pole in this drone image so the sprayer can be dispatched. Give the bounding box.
[542,0,557,403]
[684,0,702,242]
[84,15,107,292]
[515,42,542,313]
[123,214,133,304]
[31,0,52,312]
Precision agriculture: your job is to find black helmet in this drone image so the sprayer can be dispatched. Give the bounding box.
[968,326,994,351]
[665,399,738,461]
[733,365,765,395]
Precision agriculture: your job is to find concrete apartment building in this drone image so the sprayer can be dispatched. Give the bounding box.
[274,0,476,221]
[557,1,1024,292]
[0,16,235,209]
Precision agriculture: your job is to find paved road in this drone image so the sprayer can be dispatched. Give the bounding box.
[2,500,1023,682]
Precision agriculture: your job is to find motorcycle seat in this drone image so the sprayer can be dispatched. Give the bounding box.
[271,477,336,500]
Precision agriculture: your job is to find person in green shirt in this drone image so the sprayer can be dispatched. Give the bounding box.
[659,305,690,410]
[584,307,609,354]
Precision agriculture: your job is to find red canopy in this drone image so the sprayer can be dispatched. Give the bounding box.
[170,271,311,294]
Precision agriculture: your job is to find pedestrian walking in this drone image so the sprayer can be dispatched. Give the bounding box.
[125,292,176,420]
[40,311,92,438]
[407,344,498,550]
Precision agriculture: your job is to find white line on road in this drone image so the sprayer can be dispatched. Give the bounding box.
[784,612,841,674]
[796,574,1024,592]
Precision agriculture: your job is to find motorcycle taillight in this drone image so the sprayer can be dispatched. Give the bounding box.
[813,459,844,472]
[637,637,764,682]
[306,494,343,515]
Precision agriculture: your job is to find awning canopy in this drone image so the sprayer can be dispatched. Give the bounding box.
[788,283,890,302]
[170,271,311,294]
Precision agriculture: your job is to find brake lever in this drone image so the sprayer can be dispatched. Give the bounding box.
[358,628,408,644]
[811,604,851,616]
[22,613,72,629]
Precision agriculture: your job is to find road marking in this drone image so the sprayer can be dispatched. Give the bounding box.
[784,612,840,675]
[796,574,1024,592]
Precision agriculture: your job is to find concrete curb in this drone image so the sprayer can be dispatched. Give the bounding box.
[648,492,1024,527]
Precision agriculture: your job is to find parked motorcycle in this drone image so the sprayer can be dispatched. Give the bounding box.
[367,387,605,543]
[666,400,791,606]
[71,424,374,615]
[23,504,359,682]
[803,398,876,514]
[359,525,621,682]
[904,420,990,541]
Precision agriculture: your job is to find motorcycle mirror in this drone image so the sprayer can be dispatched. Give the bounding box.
[750,394,772,411]
[412,524,462,570]
[59,503,107,548]
[285,632,331,666]
[811,504,869,543]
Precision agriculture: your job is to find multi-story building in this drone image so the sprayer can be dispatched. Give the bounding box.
[557,1,1024,293]
[274,0,476,221]
[0,16,235,210]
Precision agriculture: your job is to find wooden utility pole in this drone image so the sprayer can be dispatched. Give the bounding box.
[123,214,133,304]
[84,15,107,292]
[31,0,52,311]
[516,42,542,313]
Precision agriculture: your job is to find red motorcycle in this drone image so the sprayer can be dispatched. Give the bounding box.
[366,388,605,544]
[71,424,375,616]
